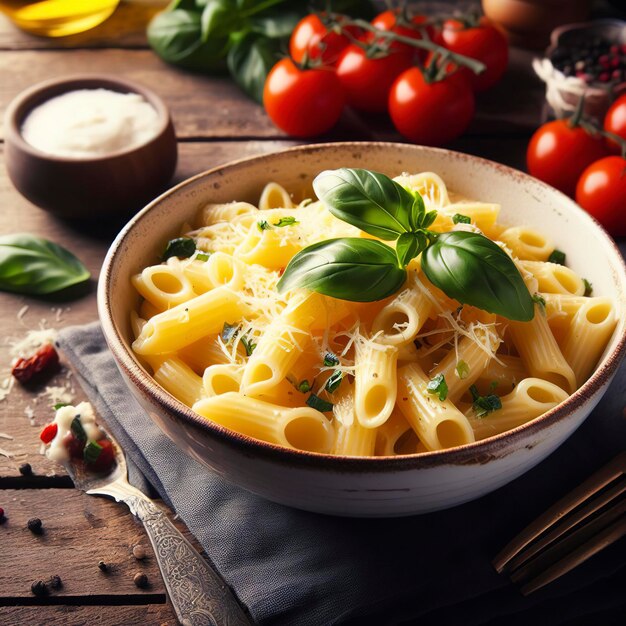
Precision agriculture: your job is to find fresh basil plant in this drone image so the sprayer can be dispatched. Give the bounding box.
[0,234,90,295]
[147,0,375,103]
[277,168,535,322]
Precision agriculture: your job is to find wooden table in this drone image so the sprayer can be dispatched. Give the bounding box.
[0,4,546,624]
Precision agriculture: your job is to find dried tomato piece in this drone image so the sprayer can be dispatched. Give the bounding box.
[11,344,59,384]
[39,423,58,444]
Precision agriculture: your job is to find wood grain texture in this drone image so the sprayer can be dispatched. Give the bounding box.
[0,604,174,625]
[0,489,167,598]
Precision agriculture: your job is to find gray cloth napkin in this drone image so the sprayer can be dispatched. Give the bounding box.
[58,323,626,626]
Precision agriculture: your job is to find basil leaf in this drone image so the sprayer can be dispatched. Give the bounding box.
[312,169,416,240]
[422,210,438,229]
[548,249,566,265]
[426,373,448,401]
[71,416,87,442]
[395,233,419,267]
[201,0,241,42]
[452,213,471,225]
[407,192,426,231]
[470,384,502,418]
[249,9,302,38]
[227,33,282,103]
[163,237,196,260]
[0,234,90,295]
[83,440,103,464]
[273,216,298,227]
[147,9,228,71]
[421,231,534,322]
[583,278,593,296]
[306,393,333,412]
[277,238,406,302]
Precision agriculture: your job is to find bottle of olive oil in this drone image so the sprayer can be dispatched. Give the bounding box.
[0,0,120,37]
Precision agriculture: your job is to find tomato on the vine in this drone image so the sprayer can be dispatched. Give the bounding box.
[289,14,356,67]
[576,156,626,236]
[370,10,434,61]
[437,18,508,91]
[604,94,626,153]
[336,45,412,113]
[527,120,608,197]
[388,67,475,146]
[263,58,345,137]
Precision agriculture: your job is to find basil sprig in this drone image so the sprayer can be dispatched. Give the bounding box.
[0,234,90,295]
[277,168,534,322]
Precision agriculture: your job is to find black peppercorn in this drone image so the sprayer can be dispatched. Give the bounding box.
[27,517,43,534]
[31,580,47,596]
[49,575,62,590]
[18,463,33,476]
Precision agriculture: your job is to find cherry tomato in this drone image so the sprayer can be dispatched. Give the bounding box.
[63,432,85,459]
[90,439,115,473]
[370,10,434,61]
[40,422,58,444]
[263,58,345,137]
[604,94,626,153]
[576,156,626,236]
[388,68,475,146]
[438,18,508,92]
[336,44,412,113]
[289,14,355,66]
[527,120,608,197]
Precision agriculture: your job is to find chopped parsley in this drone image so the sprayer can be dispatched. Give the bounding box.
[452,213,471,225]
[324,370,344,393]
[71,415,87,442]
[306,393,333,412]
[297,380,312,393]
[469,384,502,418]
[162,237,196,261]
[83,440,103,464]
[548,249,566,265]
[257,220,271,231]
[240,335,256,356]
[426,373,448,401]
[323,352,340,367]
[195,252,211,262]
[455,360,470,380]
[532,293,546,315]
[273,216,299,227]
[53,402,69,411]
[583,278,593,297]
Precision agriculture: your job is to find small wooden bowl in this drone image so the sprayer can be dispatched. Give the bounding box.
[4,74,177,220]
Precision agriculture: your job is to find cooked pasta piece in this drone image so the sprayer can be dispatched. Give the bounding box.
[374,409,420,456]
[132,287,251,355]
[132,260,197,310]
[154,358,204,407]
[394,171,449,209]
[333,383,377,456]
[507,303,577,393]
[259,182,294,209]
[197,201,258,227]
[397,362,475,451]
[519,260,585,296]
[499,226,554,261]
[468,378,568,439]
[192,392,334,453]
[474,354,527,396]
[354,336,398,428]
[203,363,243,396]
[371,269,432,346]
[561,297,616,383]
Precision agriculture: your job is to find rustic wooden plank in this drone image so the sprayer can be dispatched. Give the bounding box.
[0,3,155,50]
[0,489,168,598]
[0,604,175,625]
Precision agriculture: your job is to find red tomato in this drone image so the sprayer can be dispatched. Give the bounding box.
[40,422,58,444]
[263,58,345,137]
[90,439,116,473]
[438,18,508,91]
[370,10,434,61]
[336,44,412,113]
[289,14,354,66]
[388,68,475,145]
[527,120,608,197]
[63,432,85,459]
[576,156,626,236]
[604,94,626,153]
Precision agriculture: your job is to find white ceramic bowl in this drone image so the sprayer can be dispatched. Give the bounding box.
[98,142,626,517]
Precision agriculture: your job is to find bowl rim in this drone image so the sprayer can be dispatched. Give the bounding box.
[4,73,172,162]
[98,141,626,471]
